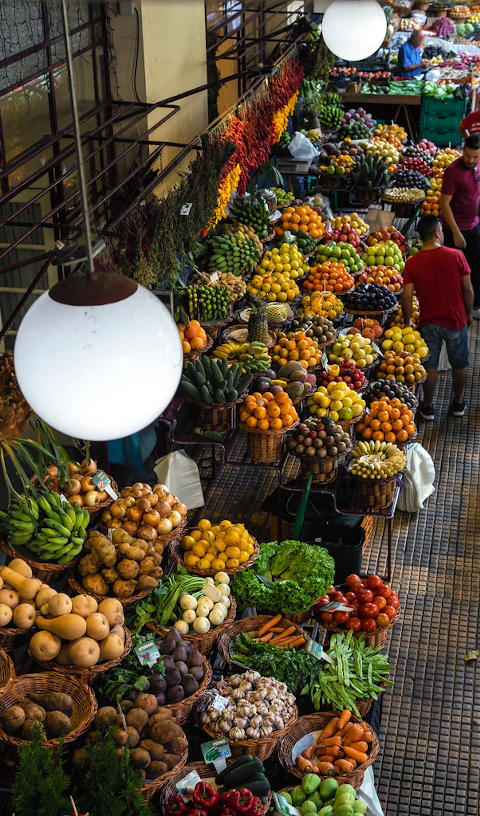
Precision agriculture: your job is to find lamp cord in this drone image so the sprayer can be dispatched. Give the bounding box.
[60,0,95,279]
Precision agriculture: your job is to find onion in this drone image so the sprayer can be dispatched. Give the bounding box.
[84,490,100,507]
[165,493,176,506]
[148,492,159,507]
[81,458,97,475]
[68,461,81,476]
[109,519,122,529]
[157,517,173,535]
[136,498,152,512]
[136,524,157,542]
[131,489,144,499]
[97,490,108,503]
[156,483,169,493]
[111,503,126,519]
[67,478,82,496]
[172,501,187,517]
[127,506,143,522]
[132,482,145,492]
[124,497,135,508]
[157,500,172,518]
[47,465,59,478]
[169,510,182,527]
[68,495,84,507]
[81,475,94,493]
[122,521,138,536]
[143,510,161,526]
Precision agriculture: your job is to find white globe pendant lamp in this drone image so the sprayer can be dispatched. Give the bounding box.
[322,0,387,62]
[14,0,182,441]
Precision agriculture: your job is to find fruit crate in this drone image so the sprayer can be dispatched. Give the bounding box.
[421,95,468,119]
[419,122,462,147]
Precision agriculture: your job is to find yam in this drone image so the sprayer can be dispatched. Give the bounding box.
[112,579,136,598]
[45,711,71,738]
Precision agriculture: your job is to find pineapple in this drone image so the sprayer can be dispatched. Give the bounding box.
[248,298,270,344]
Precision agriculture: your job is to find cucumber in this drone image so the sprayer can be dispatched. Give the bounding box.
[200,384,213,404]
[222,758,265,787]
[215,754,255,785]
[210,360,223,389]
[239,776,271,798]
[215,388,227,404]
[181,380,201,401]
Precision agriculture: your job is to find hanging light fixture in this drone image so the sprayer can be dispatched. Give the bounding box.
[322,0,387,62]
[14,0,182,441]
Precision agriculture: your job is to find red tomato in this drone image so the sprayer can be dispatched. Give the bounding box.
[373,596,387,611]
[357,588,374,604]
[366,574,383,590]
[359,602,379,618]
[345,591,357,603]
[376,584,392,599]
[334,611,350,625]
[376,612,390,627]
[331,591,348,603]
[316,595,331,608]
[389,596,400,610]
[321,611,334,623]
[346,617,362,631]
[362,618,377,632]
[326,586,336,595]
[383,604,397,620]
[345,573,362,588]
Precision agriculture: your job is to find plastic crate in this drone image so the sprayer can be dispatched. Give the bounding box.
[420,123,461,147]
[421,96,467,118]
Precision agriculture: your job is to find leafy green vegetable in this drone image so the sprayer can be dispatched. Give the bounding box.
[97,632,165,703]
[125,566,205,633]
[11,723,70,816]
[230,632,317,694]
[231,540,335,614]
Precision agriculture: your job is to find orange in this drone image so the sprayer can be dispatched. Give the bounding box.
[270,418,283,430]
[246,416,257,428]
[381,421,392,433]
[371,419,381,431]
[372,431,384,441]
[190,336,205,350]
[182,340,191,353]
[275,392,290,405]
[254,406,267,419]
[392,419,403,432]
[267,402,281,418]
[397,429,408,442]
[385,432,396,443]
[263,392,274,402]
[258,418,270,430]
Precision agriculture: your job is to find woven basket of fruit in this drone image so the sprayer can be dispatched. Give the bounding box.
[169,536,259,577]
[220,323,277,349]
[147,597,237,655]
[216,615,308,669]
[239,391,300,463]
[318,578,401,647]
[317,172,345,190]
[352,473,400,512]
[182,356,253,434]
[240,420,299,464]
[388,199,425,218]
[286,418,352,484]
[0,537,81,585]
[348,440,405,511]
[183,332,214,366]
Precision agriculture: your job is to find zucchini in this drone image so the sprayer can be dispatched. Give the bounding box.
[215,754,254,785]
[222,758,265,786]
[200,384,213,404]
[240,777,271,798]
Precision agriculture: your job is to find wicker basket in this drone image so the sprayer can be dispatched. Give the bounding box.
[277,712,379,789]
[199,680,298,760]
[0,537,80,584]
[216,615,307,668]
[183,333,214,367]
[239,420,299,464]
[351,473,400,512]
[159,761,271,814]
[220,323,277,348]
[0,672,96,748]
[349,187,383,205]
[320,584,400,647]
[162,656,212,724]
[383,199,425,218]
[67,573,152,607]
[202,307,233,339]
[338,410,366,435]
[0,649,14,692]
[298,454,340,484]
[168,535,259,577]
[190,398,243,435]
[147,597,237,655]
[31,474,119,517]
[142,745,189,801]
[99,516,188,550]
[34,626,132,683]
[0,625,28,654]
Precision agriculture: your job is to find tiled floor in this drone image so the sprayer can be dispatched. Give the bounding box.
[196,328,480,816]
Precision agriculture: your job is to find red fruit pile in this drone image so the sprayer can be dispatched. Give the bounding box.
[324,227,363,249]
[347,317,383,340]
[316,573,400,633]
[316,359,366,391]
[367,226,408,255]
[418,138,437,155]
[400,157,433,177]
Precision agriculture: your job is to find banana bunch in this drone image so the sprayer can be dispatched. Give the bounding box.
[220,222,263,253]
[229,196,270,238]
[213,340,271,372]
[0,492,88,563]
[349,440,406,479]
[208,233,260,277]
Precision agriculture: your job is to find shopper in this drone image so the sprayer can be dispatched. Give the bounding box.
[402,216,473,420]
[440,134,480,313]
[397,31,425,77]
[459,103,480,137]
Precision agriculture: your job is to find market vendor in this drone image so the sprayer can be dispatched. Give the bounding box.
[459,104,480,137]
[397,30,425,77]
[440,134,480,315]
[402,216,473,421]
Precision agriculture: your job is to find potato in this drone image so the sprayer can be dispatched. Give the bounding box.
[72,747,90,769]
[0,603,13,627]
[139,739,165,761]
[0,705,25,733]
[94,706,117,730]
[150,719,181,744]
[125,708,148,732]
[170,734,188,755]
[30,692,73,716]
[134,693,158,715]
[149,760,168,778]
[116,559,139,580]
[29,630,62,661]
[68,637,100,668]
[71,594,98,618]
[99,634,124,661]
[45,711,71,738]
[98,598,124,627]
[136,575,158,592]
[126,726,140,747]
[0,589,18,609]
[8,559,32,579]
[35,585,57,609]
[47,593,72,617]
[18,701,46,722]
[163,752,180,770]
[131,747,151,769]
[21,719,39,740]
[13,603,36,630]
[111,726,128,746]
[82,574,108,597]
[85,612,110,641]
[119,699,134,714]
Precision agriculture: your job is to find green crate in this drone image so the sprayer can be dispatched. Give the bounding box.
[419,123,461,147]
[421,96,467,118]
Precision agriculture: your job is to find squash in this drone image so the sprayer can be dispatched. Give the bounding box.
[35,585,57,609]
[71,594,98,618]
[35,613,87,641]
[29,630,62,661]
[56,644,72,665]
[85,613,110,641]
[69,637,100,667]
[0,568,41,600]
[8,559,32,578]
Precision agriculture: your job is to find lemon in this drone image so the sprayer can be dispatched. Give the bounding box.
[198,558,212,570]
[185,553,199,566]
[193,542,207,557]
[198,519,211,532]
[191,529,202,541]
[182,535,196,550]
[226,558,239,569]
[212,558,226,570]
[329,410,340,421]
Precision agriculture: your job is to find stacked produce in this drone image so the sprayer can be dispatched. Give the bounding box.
[239,390,298,429]
[213,342,271,373]
[364,378,418,410]
[338,138,365,159]
[248,266,300,303]
[181,358,252,406]
[347,317,383,341]
[193,271,246,304]
[329,213,369,236]
[383,187,426,204]
[339,107,376,139]
[229,196,270,238]
[350,154,390,189]
[266,360,317,400]
[0,559,45,630]
[286,417,352,461]
[177,320,209,354]
[432,148,460,175]
[319,153,355,177]
[418,138,437,155]
[372,122,407,146]
[367,225,408,254]
[324,224,363,249]
[271,187,295,206]
[376,350,427,383]
[390,296,419,327]
[220,221,263,253]
[382,326,429,358]
[421,193,440,216]
[400,156,433,177]
[348,440,406,479]
[230,631,314,693]
[356,398,416,444]
[289,315,337,345]
[313,242,363,274]
[280,778,370,816]
[294,710,375,777]
[0,690,76,741]
[306,382,366,422]
[303,261,354,294]
[182,520,254,572]
[275,205,325,240]
[101,483,187,542]
[165,779,267,815]
[317,91,343,128]
[0,491,88,564]
[328,333,379,368]
[254,242,307,278]
[357,266,403,293]
[300,291,344,321]
[272,330,323,369]
[287,228,318,255]
[76,529,162,599]
[389,168,430,191]
[343,283,397,313]
[207,232,260,277]
[316,361,367,392]
[318,574,399,633]
[362,240,404,272]
[176,285,229,322]
[404,145,434,166]
[360,138,400,166]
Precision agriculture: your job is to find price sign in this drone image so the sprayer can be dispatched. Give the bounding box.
[284,230,295,244]
[272,793,301,816]
[210,272,219,283]
[180,202,193,215]
[320,600,355,612]
[92,470,118,500]
[307,638,335,665]
[176,770,202,795]
[211,694,230,712]
[59,494,68,505]
[201,738,231,773]
[134,640,160,667]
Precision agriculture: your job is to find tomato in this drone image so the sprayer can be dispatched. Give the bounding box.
[376,584,392,599]
[321,611,334,623]
[345,591,357,603]
[331,591,348,603]
[334,611,350,625]
[366,574,383,590]
[373,595,387,610]
[383,604,397,620]
[362,618,377,632]
[356,588,374,604]
[345,573,362,588]
[316,595,331,608]
[389,595,400,609]
[376,613,390,627]
[359,602,379,618]
[326,585,336,594]
[346,617,362,631]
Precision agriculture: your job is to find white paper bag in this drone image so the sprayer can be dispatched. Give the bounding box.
[153,450,204,509]
[397,442,435,512]
[357,767,385,816]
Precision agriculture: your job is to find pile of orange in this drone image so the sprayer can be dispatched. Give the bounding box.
[356,397,416,443]
[275,205,325,240]
[177,320,208,353]
[239,391,298,430]
[420,194,440,216]
[272,331,323,368]
[376,350,426,384]
[356,265,403,293]
[303,261,354,293]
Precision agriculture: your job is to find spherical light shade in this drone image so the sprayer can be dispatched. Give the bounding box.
[14,283,183,441]
[322,0,386,61]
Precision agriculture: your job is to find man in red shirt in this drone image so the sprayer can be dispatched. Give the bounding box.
[440,134,480,314]
[402,216,473,420]
[459,107,480,137]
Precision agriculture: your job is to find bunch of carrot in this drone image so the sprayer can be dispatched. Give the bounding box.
[296,710,374,777]
[252,614,306,648]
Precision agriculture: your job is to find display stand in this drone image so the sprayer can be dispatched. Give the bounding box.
[342,92,422,140]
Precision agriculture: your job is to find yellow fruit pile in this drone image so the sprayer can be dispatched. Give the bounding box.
[428,177,443,194]
[390,297,420,328]
[248,243,306,302]
[306,381,365,422]
[330,213,369,235]
[182,519,255,571]
[381,326,429,359]
[272,331,323,368]
[361,138,400,167]
[432,149,460,176]
[300,291,344,321]
[373,123,407,146]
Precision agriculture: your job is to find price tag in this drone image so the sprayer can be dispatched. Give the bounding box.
[284,230,295,244]
[107,528,114,541]
[134,640,160,667]
[180,202,193,215]
[210,272,219,283]
[201,738,231,773]
[320,600,355,612]
[92,470,118,500]
[211,694,230,712]
[269,209,282,221]
[321,351,329,368]
[59,494,68,505]
[272,792,301,816]
[307,638,335,665]
[176,770,202,795]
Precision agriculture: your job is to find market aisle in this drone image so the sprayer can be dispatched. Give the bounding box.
[200,324,480,816]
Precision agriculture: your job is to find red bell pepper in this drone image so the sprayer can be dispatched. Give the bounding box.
[187,809,209,816]
[192,782,220,811]
[236,788,256,815]
[220,790,241,808]
[246,795,265,816]
[217,808,237,816]
[166,794,190,816]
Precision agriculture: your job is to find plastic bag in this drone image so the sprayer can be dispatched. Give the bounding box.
[153,449,204,509]
[397,442,435,512]
[437,340,451,371]
[357,767,385,816]
[288,131,319,160]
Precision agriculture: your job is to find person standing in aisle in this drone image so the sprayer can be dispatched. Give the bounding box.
[397,30,425,77]
[459,103,480,137]
[402,216,473,421]
[440,134,480,315]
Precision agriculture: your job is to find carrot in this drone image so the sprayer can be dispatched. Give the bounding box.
[256,614,282,637]
[322,735,342,747]
[334,759,356,774]
[269,626,296,644]
[276,635,305,648]
[268,627,285,633]
[316,762,335,776]
[348,741,368,753]
[319,717,339,740]
[343,723,364,744]
[318,746,343,759]
[343,746,369,764]
[296,755,314,773]
[337,709,352,730]
[362,728,373,742]
[302,744,317,760]
[256,632,274,643]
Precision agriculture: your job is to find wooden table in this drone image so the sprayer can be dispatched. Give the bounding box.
[342,93,422,140]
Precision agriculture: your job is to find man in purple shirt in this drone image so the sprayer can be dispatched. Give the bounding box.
[440,133,480,313]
